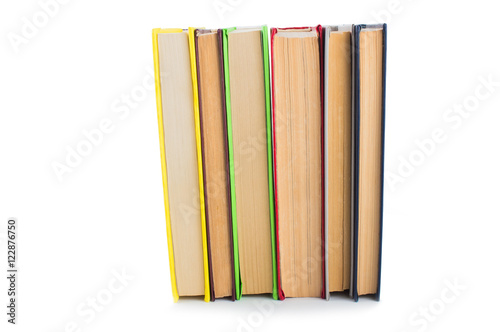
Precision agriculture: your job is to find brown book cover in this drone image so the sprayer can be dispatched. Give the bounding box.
[195,29,236,301]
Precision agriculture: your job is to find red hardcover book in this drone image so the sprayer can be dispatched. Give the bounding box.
[271,25,325,299]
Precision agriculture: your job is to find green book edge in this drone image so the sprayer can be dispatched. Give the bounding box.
[223,26,278,301]
[222,27,242,300]
[262,26,279,301]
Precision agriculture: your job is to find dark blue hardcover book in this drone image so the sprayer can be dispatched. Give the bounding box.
[351,23,387,302]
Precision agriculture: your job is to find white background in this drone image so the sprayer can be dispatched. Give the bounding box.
[1,0,499,331]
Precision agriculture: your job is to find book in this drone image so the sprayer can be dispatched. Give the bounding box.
[271,26,325,299]
[222,26,278,299]
[152,23,386,303]
[352,23,386,301]
[323,24,354,299]
[152,28,210,302]
[194,29,235,301]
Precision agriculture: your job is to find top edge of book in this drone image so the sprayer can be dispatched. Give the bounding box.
[196,29,218,35]
[325,24,353,33]
[151,24,386,34]
[360,28,384,32]
[229,25,265,32]
[357,23,386,31]
[274,29,317,38]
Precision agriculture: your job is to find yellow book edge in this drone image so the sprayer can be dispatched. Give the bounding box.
[152,27,210,302]
[188,27,210,303]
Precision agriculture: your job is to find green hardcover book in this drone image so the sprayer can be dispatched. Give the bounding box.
[222,26,278,300]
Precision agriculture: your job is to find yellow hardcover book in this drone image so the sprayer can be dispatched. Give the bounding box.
[152,27,210,302]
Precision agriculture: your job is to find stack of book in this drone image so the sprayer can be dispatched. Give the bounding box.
[152,24,386,302]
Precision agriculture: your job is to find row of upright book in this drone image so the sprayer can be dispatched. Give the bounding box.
[152,24,386,302]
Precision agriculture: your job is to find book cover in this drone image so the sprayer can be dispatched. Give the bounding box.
[195,28,236,301]
[152,27,210,303]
